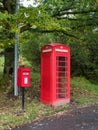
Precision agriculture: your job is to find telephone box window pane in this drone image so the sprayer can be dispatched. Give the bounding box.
[56,56,68,99]
[56,94,65,98]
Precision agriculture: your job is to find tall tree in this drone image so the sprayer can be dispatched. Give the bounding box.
[0,0,98,78]
[0,0,16,77]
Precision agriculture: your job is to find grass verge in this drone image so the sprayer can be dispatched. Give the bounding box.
[0,74,98,130]
[71,77,98,105]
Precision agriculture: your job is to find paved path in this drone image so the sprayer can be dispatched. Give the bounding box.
[13,105,98,130]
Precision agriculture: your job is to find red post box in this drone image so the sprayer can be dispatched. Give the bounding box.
[40,43,70,107]
[17,68,30,87]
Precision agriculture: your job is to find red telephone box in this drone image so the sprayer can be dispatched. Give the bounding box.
[40,43,70,106]
[17,68,30,87]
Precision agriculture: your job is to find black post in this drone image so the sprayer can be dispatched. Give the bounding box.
[22,87,25,111]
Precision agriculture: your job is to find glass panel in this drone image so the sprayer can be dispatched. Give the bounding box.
[56,56,68,99]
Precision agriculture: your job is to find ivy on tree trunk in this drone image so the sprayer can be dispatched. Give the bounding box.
[3,0,16,77]
[3,46,14,76]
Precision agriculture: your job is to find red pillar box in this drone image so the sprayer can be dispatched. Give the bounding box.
[40,43,70,107]
[17,68,30,87]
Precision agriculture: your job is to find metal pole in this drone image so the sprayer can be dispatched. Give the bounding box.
[14,39,19,96]
[22,87,25,111]
[14,0,19,96]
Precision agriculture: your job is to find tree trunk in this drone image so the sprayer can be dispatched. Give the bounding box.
[4,46,14,76]
[3,0,16,78]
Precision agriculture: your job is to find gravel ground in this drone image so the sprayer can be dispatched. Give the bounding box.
[13,105,98,130]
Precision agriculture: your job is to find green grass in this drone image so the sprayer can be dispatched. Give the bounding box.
[0,57,98,130]
[0,76,97,130]
[0,98,69,130]
[71,77,98,105]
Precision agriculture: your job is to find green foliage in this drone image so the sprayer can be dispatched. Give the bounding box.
[69,29,98,83]
[0,0,98,47]
[20,32,67,72]
[70,42,89,76]
[0,56,4,75]
[0,56,4,90]
[71,77,98,104]
[0,0,98,82]
[20,32,41,72]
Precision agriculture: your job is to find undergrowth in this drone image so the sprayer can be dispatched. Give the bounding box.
[0,71,98,129]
